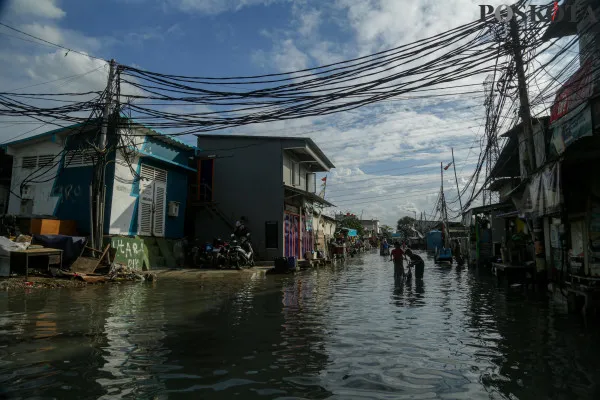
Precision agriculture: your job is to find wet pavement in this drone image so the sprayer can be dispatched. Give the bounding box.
[1,251,600,399]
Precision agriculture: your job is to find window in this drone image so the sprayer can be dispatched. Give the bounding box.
[65,149,96,167]
[138,164,168,237]
[37,155,55,167]
[265,221,278,249]
[306,173,316,193]
[292,161,300,186]
[22,156,38,169]
[22,154,56,169]
[140,164,167,183]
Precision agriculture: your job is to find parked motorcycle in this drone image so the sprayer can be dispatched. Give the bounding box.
[188,239,216,268]
[228,233,254,269]
[212,237,229,269]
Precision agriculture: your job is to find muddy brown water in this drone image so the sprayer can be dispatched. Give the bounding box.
[1,252,600,399]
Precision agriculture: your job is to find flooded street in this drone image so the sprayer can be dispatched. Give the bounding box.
[2,252,600,399]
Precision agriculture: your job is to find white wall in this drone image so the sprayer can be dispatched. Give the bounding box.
[283,152,310,190]
[108,149,141,235]
[6,140,64,216]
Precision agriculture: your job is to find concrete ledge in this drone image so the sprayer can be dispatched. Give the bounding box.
[153,268,269,280]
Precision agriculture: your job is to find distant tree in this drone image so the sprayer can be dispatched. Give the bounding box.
[396,216,415,240]
[337,213,365,236]
[380,225,393,238]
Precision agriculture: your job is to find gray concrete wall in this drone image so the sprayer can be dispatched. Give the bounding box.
[194,137,284,260]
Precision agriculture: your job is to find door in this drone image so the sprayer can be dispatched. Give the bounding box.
[284,212,300,259]
[301,215,314,257]
[138,164,167,237]
[138,178,153,236]
[153,181,166,237]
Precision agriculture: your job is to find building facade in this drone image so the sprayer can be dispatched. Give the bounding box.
[4,122,195,239]
[192,135,335,261]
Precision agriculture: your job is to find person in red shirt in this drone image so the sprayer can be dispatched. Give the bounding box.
[390,242,408,280]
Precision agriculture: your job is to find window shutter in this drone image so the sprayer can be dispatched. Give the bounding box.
[138,179,153,236]
[64,149,95,167]
[37,155,55,167]
[153,181,166,237]
[22,156,37,169]
[137,164,168,237]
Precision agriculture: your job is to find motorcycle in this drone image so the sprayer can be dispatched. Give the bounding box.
[188,239,216,268]
[228,233,254,269]
[212,238,229,269]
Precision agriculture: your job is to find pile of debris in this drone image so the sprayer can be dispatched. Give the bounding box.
[107,263,157,282]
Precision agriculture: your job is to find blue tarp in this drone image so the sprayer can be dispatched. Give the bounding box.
[347,229,358,237]
[32,235,87,267]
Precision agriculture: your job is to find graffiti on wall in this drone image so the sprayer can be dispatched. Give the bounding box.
[110,237,145,271]
[53,184,82,202]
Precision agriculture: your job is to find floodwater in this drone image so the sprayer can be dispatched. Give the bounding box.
[1,252,600,400]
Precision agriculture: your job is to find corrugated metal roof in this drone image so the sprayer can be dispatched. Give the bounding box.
[2,118,198,152]
[195,134,335,169]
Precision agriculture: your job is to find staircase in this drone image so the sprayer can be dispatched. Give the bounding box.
[204,202,235,231]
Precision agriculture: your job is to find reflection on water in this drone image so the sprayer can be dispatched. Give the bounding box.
[1,252,600,399]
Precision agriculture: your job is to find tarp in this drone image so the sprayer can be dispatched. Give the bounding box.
[549,102,593,157]
[346,229,358,237]
[513,162,561,217]
[32,235,87,267]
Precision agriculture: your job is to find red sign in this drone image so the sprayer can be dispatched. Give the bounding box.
[550,58,593,123]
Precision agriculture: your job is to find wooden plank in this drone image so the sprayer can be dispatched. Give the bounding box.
[12,248,62,255]
[92,244,111,274]
[71,257,101,274]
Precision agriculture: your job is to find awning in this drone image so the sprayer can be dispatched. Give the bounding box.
[496,210,520,218]
[466,202,512,215]
[339,228,357,237]
[284,186,335,207]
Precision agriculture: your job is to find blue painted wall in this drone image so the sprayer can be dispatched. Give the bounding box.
[143,137,192,166]
[135,156,188,238]
[53,164,94,235]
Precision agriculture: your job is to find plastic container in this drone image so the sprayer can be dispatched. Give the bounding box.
[287,257,297,270]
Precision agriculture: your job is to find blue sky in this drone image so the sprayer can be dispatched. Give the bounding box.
[0,0,566,227]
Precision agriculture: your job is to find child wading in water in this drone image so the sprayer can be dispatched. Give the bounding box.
[405,248,424,279]
[390,242,408,280]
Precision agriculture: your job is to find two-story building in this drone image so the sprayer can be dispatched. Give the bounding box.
[191,134,335,261]
[359,219,380,236]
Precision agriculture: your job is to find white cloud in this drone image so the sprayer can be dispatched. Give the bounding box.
[298,9,321,37]
[165,0,285,14]
[18,23,104,53]
[272,39,310,72]
[8,0,66,19]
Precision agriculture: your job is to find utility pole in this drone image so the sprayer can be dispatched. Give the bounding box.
[94,59,117,250]
[509,18,536,175]
[451,148,463,212]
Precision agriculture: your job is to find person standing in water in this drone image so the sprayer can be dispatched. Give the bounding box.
[405,249,424,279]
[390,242,407,280]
